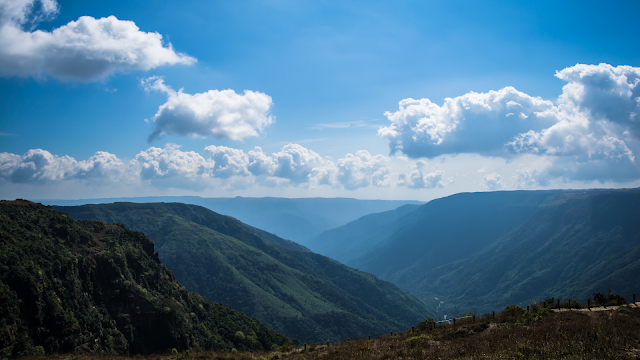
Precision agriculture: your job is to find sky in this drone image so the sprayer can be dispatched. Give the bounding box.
[1,0,640,201]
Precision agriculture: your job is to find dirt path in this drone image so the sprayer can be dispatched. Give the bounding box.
[552,302,639,313]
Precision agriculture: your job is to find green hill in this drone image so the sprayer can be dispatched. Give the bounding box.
[345,189,640,316]
[53,202,434,343]
[0,200,287,357]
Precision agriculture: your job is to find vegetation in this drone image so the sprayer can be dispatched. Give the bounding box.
[593,289,628,307]
[11,303,640,359]
[0,200,287,356]
[342,189,640,316]
[53,202,434,344]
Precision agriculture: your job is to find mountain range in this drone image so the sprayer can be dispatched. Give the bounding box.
[53,202,433,343]
[9,187,639,355]
[310,189,640,316]
[40,196,422,244]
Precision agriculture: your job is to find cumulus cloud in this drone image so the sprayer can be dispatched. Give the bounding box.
[482,173,503,190]
[556,64,640,137]
[1,144,451,192]
[0,149,125,183]
[379,86,556,158]
[143,77,274,142]
[397,161,446,189]
[129,143,337,188]
[271,143,327,183]
[380,63,640,184]
[204,145,250,179]
[132,143,212,189]
[138,143,393,190]
[246,146,276,176]
[0,0,195,81]
[336,150,390,190]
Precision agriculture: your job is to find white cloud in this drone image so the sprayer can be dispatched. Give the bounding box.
[132,143,212,189]
[143,77,274,142]
[336,150,390,190]
[204,145,250,179]
[0,0,195,81]
[272,143,327,183]
[0,0,58,30]
[555,63,640,136]
[0,148,124,183]
[380,63,640,184]
[482,173,503,190]
[74,151,126,181]
[246,146,276,176]
[132,143,393,190]
[397,161,446,189]
[379,86,555,158]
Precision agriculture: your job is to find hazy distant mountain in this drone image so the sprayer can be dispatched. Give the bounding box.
[41,196,422,244]
[348,191,552,280]
[0,200,287,356]
[306,204,421,263]
[55,202,433,343]
[346,189,640,316]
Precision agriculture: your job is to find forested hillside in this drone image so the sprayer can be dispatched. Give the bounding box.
[54,202,433,343]
[343,189,640,316]
[0,200,287,357]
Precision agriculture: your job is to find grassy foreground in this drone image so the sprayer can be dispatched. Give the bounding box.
[14,304,640,359]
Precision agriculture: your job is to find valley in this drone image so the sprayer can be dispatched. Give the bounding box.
[52,202,433,344]
[2,188,639,357]
[311,189,640,316]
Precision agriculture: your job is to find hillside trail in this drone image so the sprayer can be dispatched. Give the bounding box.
[552,301,639,314]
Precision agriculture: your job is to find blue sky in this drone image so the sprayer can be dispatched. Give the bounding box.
[1,0,640,201]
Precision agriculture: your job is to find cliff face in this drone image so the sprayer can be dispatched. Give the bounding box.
[0,200,287,356]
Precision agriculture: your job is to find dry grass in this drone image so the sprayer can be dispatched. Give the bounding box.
[14,304,640,360]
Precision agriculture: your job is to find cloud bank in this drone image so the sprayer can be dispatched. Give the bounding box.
[0,0,195,81]
[0,149,125,183]
[1,144,396,191]
[143,77,274,142]
[380,63,640,184]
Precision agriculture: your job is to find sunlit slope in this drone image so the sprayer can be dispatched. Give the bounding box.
[55,202,433,343]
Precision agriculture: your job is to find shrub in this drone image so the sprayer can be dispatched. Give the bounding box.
[234,331,246,342]
[593,289,626,307]
[278,344,294,353]
[416,318,436,331]
[570,300,583,309]
[502,304,525,318]
[543,297,556,307]
[518,307,554,324]
[32,346,45,356]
